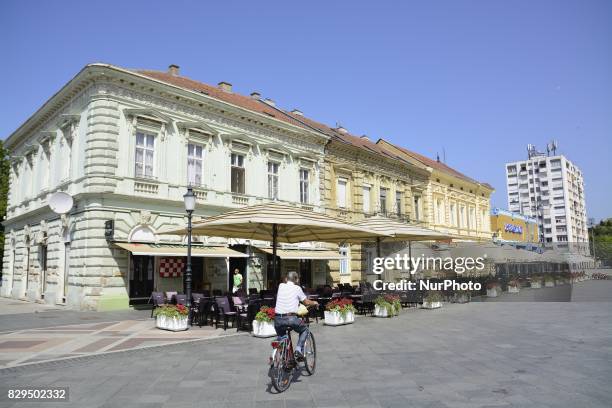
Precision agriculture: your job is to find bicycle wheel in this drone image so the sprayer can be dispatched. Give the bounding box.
[270,342,293,392]
[303,331,316,375]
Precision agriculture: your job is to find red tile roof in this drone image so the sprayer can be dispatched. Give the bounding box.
[134,68,491,189]
[136,70,307,130]
[378,139,493,189]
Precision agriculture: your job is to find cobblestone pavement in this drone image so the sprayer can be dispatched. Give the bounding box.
[0,319,237,368]
[1,280,611,408]
[0,297,151,333]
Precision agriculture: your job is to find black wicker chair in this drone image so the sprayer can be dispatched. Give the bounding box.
[214,296,237,331]
[149,292,165,318]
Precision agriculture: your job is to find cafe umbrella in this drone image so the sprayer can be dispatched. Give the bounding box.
[160,202,390,285]
[352,216,453,278]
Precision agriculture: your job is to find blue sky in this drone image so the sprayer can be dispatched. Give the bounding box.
[1,0,610,220]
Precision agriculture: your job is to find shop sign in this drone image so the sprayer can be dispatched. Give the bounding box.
[504,223,523,234]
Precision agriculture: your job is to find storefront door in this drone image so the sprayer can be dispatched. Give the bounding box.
[299,259,312,288]
[229,247,247,292]
[191,257,204,292]
[130,255,155,301]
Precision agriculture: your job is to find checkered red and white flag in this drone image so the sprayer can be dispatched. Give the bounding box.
[159,257,185,278]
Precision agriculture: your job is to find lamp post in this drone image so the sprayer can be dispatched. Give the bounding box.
[183,187,196,325]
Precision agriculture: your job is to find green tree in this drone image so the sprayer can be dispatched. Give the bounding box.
[0,141,10,278]
[589,219,612,267]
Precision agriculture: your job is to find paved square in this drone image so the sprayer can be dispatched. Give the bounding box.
[0,280,611,408]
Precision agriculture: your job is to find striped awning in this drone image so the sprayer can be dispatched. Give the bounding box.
[159,203,388,244]
[114,242,248,257]
[258,248,346,260]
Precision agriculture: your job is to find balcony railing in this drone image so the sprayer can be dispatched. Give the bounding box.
[134,181,159,195]
[232,194,249,205]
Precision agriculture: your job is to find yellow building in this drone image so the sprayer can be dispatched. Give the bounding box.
[283,112,432,284]
[490,208,539,243]
[377,139,494,241]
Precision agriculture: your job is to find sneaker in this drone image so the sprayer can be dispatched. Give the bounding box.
[294,349,304,361]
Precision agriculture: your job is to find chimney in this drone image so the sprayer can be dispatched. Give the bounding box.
[218,81,232,93]
[168,64,180,76]
[250,91,261,100]
[263,98,275,107]
[291,109,303,116]
[336,124,348,134]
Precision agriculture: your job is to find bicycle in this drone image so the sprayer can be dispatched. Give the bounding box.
[269,307,317,393]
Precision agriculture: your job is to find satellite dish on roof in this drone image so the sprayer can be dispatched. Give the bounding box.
[48,192,74,214]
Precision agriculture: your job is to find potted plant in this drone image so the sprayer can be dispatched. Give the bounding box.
[486,281,500,297]
[374,294,401,317]
[544,274,555,287]
[324,298,356,326]
[530,275,542,289]
[422,292,443,309]
[507,279,520,294]
[154,304,189,331]
[253,306,277,337]
[454,289,470,304]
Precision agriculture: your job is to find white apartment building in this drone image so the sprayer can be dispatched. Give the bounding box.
[1,63,330,311]
[505,148,588,246]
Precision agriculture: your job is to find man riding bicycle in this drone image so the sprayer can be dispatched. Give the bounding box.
[274,271,318,361]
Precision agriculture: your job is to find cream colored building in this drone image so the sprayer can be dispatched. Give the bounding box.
[1,63,331,310]
[278,112,434,283]
[377,139,494,241]
[2,63,496,309]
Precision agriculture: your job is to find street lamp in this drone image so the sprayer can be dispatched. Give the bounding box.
[183,187,196,325]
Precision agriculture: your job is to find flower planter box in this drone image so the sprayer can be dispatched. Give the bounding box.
[422,301,442,309]
[252,320,276,338]
[486,288,499,298]
[156,315,188,332]
[324,311,355,326]
[374,304,398,318]
[531,282,542,289]
[545,281,555,288]
[508,286,520,294]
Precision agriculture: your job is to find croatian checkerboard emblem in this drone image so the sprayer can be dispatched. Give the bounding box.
[159,257,185,278]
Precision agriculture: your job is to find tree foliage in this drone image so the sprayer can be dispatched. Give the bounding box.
[589,219,612,267]
[0,141,10,275]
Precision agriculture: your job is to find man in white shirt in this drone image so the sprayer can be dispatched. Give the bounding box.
[274,271,318,360]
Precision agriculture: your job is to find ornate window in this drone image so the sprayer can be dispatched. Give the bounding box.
[413,194,421,220]
[299,169,310,204]
[231,153,245,194]
[395,191,402,216]
[187,143,204,186]
[362,185,371,213]
[379,187,388,215]
[339,245,350,275]
[135,132,155,179]
[336,178,347,208]
[268,161,279,200]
